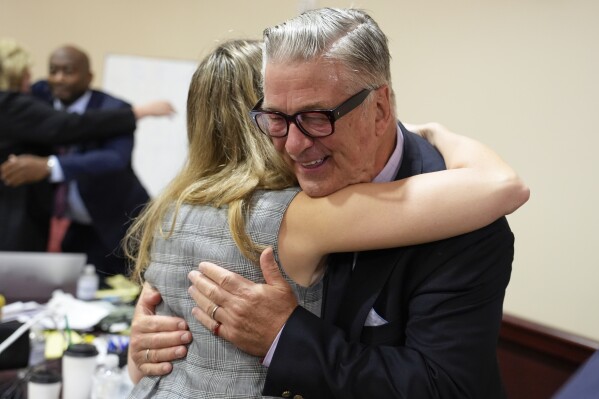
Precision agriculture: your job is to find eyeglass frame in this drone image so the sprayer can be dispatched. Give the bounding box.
[249,88,372,138]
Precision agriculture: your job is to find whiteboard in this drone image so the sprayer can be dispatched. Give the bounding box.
[103,54,197,197]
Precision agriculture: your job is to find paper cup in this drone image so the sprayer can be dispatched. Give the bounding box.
[28,369,61,399]
[61,343,99,399]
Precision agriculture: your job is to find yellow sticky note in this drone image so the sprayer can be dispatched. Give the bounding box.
[44,330,83,359]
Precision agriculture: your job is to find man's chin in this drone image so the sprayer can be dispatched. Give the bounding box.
[51,90,72,103]
[298,180,345,198]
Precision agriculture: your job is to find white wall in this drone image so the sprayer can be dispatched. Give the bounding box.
[102,54,196,197]
[2,0,598,340]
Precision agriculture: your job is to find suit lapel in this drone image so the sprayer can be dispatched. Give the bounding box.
[86,90,103,111]
[334,123,426,340]
[322,253,354,323]
[77,91,104,152]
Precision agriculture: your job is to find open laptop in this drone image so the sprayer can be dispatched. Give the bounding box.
[0,251,86,303]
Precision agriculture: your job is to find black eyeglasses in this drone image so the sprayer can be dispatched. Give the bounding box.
[249,88,372,138]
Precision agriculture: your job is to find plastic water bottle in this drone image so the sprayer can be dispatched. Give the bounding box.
[91,353,121,399]
[28,325,46,366]
[77,264,99,300]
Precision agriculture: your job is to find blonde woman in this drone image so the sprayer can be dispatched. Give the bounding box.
[125,38,528,398]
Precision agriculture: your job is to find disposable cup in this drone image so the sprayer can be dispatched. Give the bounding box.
[61,343,98,399]
[28,369,61,399]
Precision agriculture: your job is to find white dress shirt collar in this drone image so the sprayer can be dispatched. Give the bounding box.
[54,90,92,115]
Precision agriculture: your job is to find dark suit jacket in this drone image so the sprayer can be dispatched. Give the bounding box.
[263,123,513,398]
[31,82,149,256]
[0,90,136,145]
[0,90,136,251]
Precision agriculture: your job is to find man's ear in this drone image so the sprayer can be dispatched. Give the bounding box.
[374,85,393,136]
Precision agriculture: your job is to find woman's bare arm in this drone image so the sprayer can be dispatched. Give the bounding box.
[279,123,530,286]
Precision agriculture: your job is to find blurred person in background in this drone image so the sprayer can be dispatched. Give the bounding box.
[2,45,150,286]
[0,38,173,253]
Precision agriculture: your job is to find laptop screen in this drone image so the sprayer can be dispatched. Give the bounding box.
[0,252,86,303]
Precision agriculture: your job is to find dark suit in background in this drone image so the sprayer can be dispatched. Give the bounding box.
[264,126,513,398]
[32,81,149,283]
[0,91,136,251]
[0,111,53,251]
[0,91,136,143]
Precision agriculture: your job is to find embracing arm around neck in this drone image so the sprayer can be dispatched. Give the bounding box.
[278,122,530,287]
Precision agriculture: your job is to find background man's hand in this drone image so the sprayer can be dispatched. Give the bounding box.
[132,100,176,119]
[0,154,49,186]
[188,247,298,357]
[127,282,192,383]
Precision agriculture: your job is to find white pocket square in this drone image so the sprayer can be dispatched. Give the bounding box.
[364,307,389,327]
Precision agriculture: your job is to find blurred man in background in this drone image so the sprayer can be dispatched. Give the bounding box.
[2,45,149,286]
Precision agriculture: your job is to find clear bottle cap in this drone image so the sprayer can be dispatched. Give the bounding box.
[104,353,120,369]
[83,264,96,275]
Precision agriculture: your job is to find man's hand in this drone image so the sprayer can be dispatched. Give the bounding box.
[188,247,298,357]
[128,282,192,383]
[0,154,50,186]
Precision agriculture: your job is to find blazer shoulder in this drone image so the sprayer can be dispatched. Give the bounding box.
[30,80,53,104]
[430,217,513,257]
[89,90,131,110]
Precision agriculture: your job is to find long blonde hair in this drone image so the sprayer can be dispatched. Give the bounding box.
[0,38,31,91]
[126,39,296,283]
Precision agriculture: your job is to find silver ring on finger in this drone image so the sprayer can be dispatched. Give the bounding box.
[210,304,220,321]
[145,348,150,362]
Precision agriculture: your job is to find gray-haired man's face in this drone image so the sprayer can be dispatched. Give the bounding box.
[263,60,384,198]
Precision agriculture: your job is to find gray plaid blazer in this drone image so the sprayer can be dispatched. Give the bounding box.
[129,188,322,398]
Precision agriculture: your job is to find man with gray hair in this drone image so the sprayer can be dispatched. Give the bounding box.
[131,8,513,398]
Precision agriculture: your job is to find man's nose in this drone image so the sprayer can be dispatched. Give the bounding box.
[285,122,314,157]
[52,71,65,82]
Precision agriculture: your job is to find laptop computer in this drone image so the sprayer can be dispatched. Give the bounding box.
[0,251,86,303]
